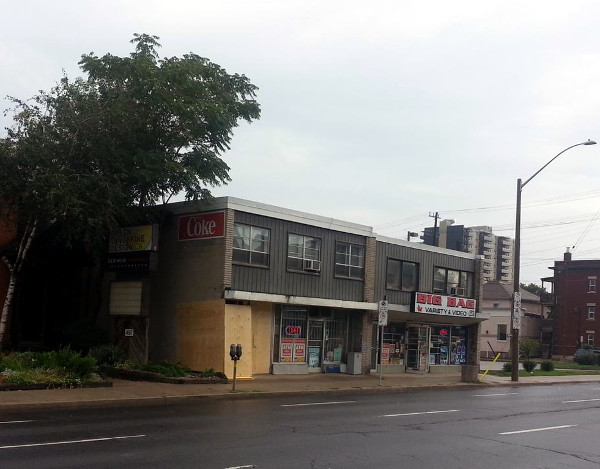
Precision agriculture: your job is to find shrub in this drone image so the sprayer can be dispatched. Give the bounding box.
[60,319,108,353]
[89,345,125,367]
[540,361,554,372]
[575,354,598,366]
[522,360,537,372]
[138,362,191,377]
[502,362,512,372]
[519,339,541,359]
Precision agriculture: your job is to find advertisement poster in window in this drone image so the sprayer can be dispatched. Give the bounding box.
[308,347,320,367]
[281,339,293,362]
[294,340,306,362]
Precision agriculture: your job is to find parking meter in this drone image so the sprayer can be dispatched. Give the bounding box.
[230,343,242,391]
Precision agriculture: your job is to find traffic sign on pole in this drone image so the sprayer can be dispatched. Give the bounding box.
[378,300,388,326]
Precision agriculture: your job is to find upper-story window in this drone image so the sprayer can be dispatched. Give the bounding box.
[589,278,596,293]
[433,267,473,297]
[335,242,364,279]
[588,305,596,320]
[386,259,419,291]
[287,234,322,273]
[233,223,270,267]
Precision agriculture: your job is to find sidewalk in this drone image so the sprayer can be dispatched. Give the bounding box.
[3,371,600,412]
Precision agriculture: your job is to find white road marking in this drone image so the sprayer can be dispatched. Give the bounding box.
[381,409,459,417]
[499,425,577,435]
[563,398,600,403]
[0,434,146,450]
[0,420,33,425]
[281,400,356,407]
[473,393,518,397]
[224,466,255,469]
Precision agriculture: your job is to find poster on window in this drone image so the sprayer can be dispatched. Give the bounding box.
[294,340,306,362]
[281,339,294,362]
[280,338,306,363]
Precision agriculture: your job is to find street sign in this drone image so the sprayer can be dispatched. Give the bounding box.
[378,300,388,326]
[513,292,521,330]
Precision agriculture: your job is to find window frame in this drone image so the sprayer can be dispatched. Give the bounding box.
[588,333,595,346]
[385,258,419,292]
[334,241,365,280]
[497,324,508,341]
[589,279,597,293]
[588,305,596,320]
[287,233,322,274]
[433,267,473,297]
[232,223,271,268]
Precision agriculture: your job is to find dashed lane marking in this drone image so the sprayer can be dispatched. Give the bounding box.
[381,409,459,417]
[0,420,33,425]
[281,401,356,407]
[0,434,146,450]
[473,393,518,397]
[499,425,577,435]
[563,398,600,403]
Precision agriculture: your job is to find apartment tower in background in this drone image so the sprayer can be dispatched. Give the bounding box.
[423,220,513,283]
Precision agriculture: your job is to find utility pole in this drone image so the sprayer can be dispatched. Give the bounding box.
[429,212,439,247]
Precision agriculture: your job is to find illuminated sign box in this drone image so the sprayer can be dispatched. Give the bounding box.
[412,292,476,318]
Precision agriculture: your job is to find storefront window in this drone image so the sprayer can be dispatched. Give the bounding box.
[381,323,406,365]
[273,308,308,363]
[450,326,468,365]
[429,326,450,365]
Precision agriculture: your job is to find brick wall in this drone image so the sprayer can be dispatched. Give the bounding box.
[363,236,376,303]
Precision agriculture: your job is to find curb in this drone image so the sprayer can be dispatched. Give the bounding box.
[0,381,486,412]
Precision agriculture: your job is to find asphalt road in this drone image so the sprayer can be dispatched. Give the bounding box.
[2,383,600,468]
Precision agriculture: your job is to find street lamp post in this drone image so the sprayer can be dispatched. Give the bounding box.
[511,139,596,381]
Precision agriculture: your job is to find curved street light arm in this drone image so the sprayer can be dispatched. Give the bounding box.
[521,140,596,189]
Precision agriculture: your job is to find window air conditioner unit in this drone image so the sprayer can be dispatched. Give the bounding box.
[304,259,321,271]
[447,286,458,295]
[457,287,466,296]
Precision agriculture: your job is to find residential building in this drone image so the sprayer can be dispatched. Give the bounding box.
[545,249,600,357]
[479,281,546,359]
[103,197,484,378]
[423,220,513,283]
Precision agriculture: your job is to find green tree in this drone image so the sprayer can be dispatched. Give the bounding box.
[0,34,260,349]
[520,282,547,297]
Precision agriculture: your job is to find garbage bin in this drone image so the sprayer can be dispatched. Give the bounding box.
[347,352,362,375]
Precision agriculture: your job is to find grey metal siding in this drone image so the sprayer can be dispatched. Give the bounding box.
[232,211,365,301]
[374,241,476,305]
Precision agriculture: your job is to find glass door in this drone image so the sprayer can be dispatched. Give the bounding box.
[308,320,324,372]
[406,325,429,371]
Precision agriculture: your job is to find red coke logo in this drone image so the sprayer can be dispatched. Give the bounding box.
[178,212,225,241]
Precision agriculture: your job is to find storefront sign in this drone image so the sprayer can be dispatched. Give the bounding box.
[285,325,302,337]
[109,225,158,253]
[178,212,225,241]
[413,292,476,318]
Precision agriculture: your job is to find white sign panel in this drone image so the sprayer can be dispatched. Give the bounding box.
[413,292,476,318]
[513,292,522,330]
[378,300,389,326]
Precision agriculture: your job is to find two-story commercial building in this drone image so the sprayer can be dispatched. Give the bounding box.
[104,197,484,379]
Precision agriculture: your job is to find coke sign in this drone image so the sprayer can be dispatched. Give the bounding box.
[178,212,225,241]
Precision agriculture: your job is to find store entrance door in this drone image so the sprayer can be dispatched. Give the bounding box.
[406,325,429,371]
[307,319,324,372]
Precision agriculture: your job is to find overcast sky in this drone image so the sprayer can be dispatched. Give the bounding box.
[2,1,600,285]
